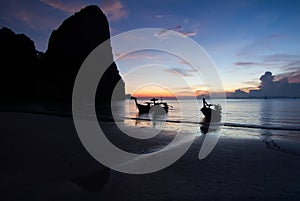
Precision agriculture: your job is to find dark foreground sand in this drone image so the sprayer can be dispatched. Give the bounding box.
[1,112,300,201]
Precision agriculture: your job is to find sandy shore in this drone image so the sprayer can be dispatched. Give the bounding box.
[1,112,300,201]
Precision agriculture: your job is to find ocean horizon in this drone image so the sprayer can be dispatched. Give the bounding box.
[122,98,300,140]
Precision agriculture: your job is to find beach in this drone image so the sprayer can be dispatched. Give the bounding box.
[1,111,300,201]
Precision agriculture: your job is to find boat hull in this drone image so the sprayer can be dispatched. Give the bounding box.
[200,107,221,122]
[136,103,151,113]
[131,97,169,114]
[137,104,168,114]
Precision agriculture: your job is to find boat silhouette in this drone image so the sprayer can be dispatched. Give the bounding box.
[131,97,170,114]
[200,98,222,122]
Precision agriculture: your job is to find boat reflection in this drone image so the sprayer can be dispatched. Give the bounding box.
[134,110,168,128]
[200,117,221,134]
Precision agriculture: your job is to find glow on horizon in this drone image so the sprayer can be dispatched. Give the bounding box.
[131,85,177,98]
[116,49,228,97]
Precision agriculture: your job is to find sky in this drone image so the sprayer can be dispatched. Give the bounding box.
[1,0,300,97]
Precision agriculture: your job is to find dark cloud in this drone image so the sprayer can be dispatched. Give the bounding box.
[163,67,195,77]
[234,61,262,66]
[154,25,197,38]
[230,89,249,98]
[275,70,300,83]
[248,71,300,97]
[259,71,274,89]
[234,52,300,89]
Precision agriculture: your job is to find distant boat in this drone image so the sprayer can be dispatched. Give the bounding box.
[200,98,222,122]
[131,97,170,114]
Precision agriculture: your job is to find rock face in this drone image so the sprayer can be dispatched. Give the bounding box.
[42,5,125,103]
[0,5,125,105]
[0,27,38,100]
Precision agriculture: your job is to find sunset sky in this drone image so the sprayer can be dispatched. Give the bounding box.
[1,0,299,97]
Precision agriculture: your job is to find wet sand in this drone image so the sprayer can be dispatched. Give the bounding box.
[1,112,300,201]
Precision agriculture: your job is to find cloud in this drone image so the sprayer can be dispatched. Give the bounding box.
[13,8,62,31]
[164,67,196,77]
[178,58,193,66]
[248,71,300,97]
[154,25,197,38]
[40,0,85,13]
[288,72,300,83]
[102,0,128,21]
[195,90,209,96]
[259,54,300,72]
[40,0,128,21]
[263,53,299,63]
[239,86,258,92]
[234,52,300,85]
[242,80,259,86]
[236,34,285,57]
[154,14,173,19]
[281,60,300,71]
[275,70,300,83]
[115,51,161,61]
[234,61,262,66]
[229,71,300,98]
[181,31,197,37]
[230,89,249,98]
[259,71,274,89]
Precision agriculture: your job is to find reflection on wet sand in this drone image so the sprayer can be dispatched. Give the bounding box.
[261,130,300,157]
[134,112,168,129]
[200,117,222,134]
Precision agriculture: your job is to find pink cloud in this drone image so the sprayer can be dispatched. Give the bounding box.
[179,59,191,65]
[102,0,128,21]
[40,0,85,14]
[276,70,300,83]
[289,73,300,83]
[115,51,162,61]
[14,9,62,31]
[40,0,128,21]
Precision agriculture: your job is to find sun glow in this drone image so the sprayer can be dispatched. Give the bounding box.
[131,85,177,98]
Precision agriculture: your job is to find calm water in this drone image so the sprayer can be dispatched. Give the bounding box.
[118,98,300,140]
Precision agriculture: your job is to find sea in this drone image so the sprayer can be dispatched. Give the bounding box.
[2,98,299,141]
[117,98,300,140]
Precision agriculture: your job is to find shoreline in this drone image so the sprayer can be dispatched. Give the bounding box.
[1,112,300,200]
[1,109,299,132]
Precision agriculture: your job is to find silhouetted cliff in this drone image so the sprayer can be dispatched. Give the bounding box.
[0,5,125,107]
[42,5,125,103]
[0,27,38,100]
